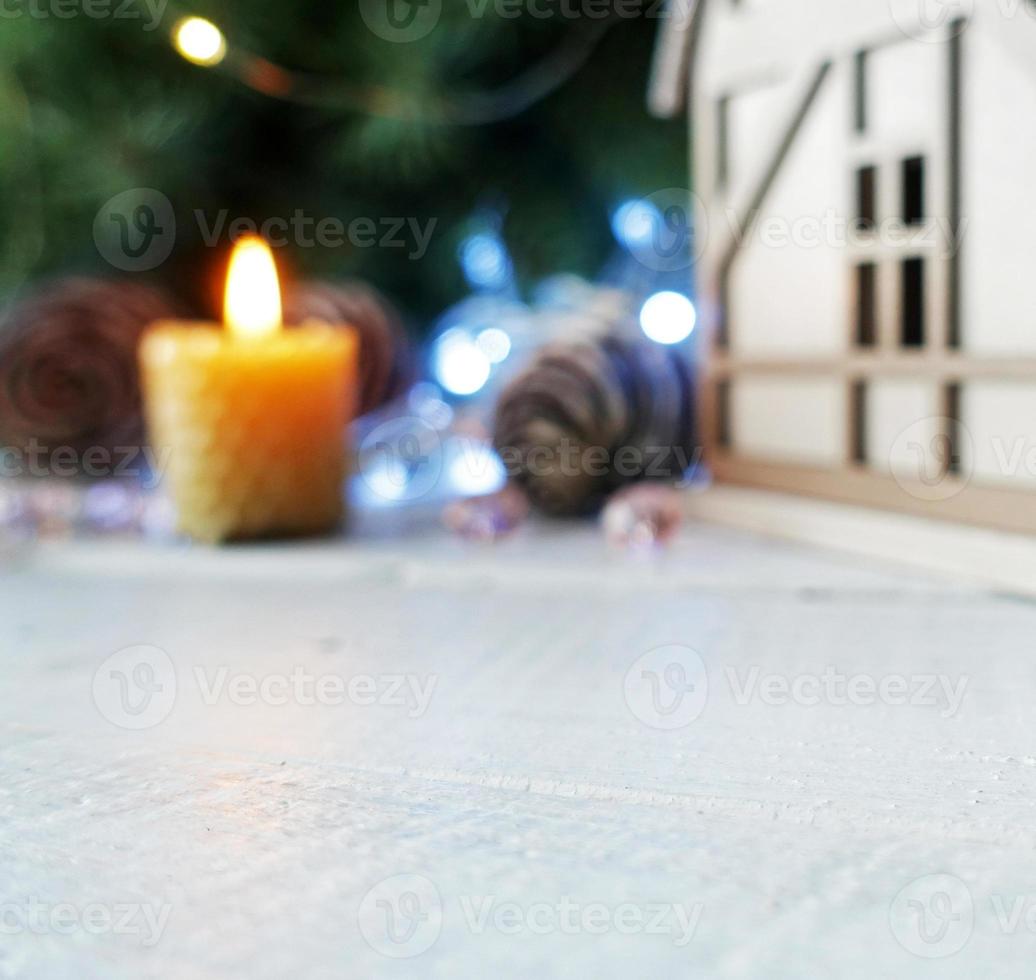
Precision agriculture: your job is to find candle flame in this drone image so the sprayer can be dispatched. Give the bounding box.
[225,236,282,340]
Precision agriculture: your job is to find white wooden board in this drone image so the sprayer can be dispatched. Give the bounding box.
[4,518,1036,977]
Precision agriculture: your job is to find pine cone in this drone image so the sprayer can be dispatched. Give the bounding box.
[0,278,178,465]
[493,334,697,516]
[283,280,414,417]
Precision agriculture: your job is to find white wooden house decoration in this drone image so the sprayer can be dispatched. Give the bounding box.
[650,0,1036,533]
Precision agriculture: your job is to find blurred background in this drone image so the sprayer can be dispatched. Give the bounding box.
[0,0,703,541]
[0,0,687,325]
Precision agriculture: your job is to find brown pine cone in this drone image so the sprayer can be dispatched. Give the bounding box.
[0,278,178,465]
[493,333,697,516]
[283,280,414,417]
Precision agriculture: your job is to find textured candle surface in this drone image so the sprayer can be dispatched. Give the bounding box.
[140,322,356,543]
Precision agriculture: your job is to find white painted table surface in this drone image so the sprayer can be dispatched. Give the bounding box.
[4,515,1036,978]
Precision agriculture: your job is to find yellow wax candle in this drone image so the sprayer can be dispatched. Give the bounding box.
[140,237,357,543]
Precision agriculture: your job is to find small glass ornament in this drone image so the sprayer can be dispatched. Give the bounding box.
[139,491,179,540]
[25,481,81,537]
[81,481,141,533]
[0,481,35,557]
[442,483,530,542]
[601,483,684,550]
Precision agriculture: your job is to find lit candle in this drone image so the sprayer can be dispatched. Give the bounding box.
[140,237,357,543]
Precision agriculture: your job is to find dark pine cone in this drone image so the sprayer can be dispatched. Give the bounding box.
[283,280,414,417]
[0,278,178,464]
[493,335,698,516]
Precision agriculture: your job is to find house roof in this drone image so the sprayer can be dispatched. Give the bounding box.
[647,0,702,118]
[646,0,1036,120]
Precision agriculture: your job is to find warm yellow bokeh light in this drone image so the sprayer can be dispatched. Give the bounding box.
[224,237,282,340]
[173,16,227,68]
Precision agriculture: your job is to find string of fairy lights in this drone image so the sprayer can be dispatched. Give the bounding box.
[169,13,613,124]
[168,9,699,392]
[170,11,698,417]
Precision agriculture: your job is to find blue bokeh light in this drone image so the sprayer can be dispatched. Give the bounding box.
[459,233,512,290]
[639,291,697,345]
[476,327,512,364]
[433,328,492,396]
[447,440,507,497]
[611,198,662,249]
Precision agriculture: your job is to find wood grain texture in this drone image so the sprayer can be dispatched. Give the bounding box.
[3,522,1036,977]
